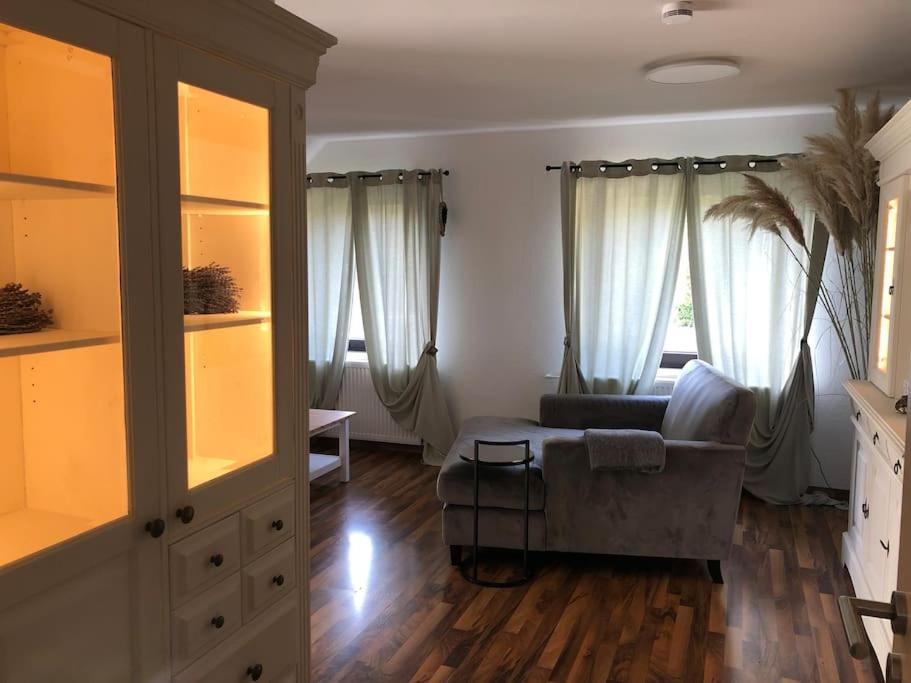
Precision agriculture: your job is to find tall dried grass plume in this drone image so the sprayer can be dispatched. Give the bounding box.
[705,90,894,380]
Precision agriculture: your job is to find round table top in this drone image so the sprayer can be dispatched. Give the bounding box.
[458,445,532,467]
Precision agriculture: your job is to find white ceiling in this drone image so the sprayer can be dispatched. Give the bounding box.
[279,0,911,137]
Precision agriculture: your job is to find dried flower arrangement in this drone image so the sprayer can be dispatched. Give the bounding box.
[705,91,894,380]
[0,282,54,335]
[183,263,241,314]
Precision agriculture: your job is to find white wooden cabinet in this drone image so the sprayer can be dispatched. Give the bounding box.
[842,101,911,677]
[0,1,334,680]
[843,381,906,676]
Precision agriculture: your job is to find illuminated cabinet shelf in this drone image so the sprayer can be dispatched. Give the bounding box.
[0,171,114,200]
[181,194,269,216]
[0,329,119,357]
[866,100,911,397]
[0,2,333,682]
[184,311,271,332]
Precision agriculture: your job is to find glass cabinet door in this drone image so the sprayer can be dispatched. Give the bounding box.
[875,194,899,372]
[158,40,293,524]
[0,21,127,567]
[179,83,275,489]
[870,175,908,395]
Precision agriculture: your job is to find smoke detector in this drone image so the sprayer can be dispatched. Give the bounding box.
[661,1,694,25]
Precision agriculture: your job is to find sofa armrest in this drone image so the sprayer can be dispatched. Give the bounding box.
[541,437,745,559]
[539,394,670,430]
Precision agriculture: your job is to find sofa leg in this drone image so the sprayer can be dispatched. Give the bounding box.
[450,545,462,567]
[707,559,723,584]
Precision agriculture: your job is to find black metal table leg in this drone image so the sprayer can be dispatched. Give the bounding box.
[473,441,479,583]
[458,439,533,588]
[523,442,529,580]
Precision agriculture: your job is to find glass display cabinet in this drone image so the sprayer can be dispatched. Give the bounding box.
[0,1,332,681]
[843,99,911,679]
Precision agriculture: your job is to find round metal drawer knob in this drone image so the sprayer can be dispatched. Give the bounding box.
[247,663,263,681]
[211,615,225,629]
[271,519,284,531]
[210,553,224,567]
[176,506,195,524]
[272,574,285,587]
[145,518,166,538]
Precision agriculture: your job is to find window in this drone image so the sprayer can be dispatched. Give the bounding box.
[347,270,368,361]
[661,241,698,371]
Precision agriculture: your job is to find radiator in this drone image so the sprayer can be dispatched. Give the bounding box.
[335,362,422,445]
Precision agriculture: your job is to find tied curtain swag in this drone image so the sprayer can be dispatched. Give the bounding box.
[307,170,455,466]
[558,156,827,503]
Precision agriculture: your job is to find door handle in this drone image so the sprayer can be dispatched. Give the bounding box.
[839,591,909,682]
[863,501,869,519]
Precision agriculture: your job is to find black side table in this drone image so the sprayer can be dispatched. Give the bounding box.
[458,439,533,587]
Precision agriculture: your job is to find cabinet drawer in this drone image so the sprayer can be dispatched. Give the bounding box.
[171,574,242,671]
[241,487,295,561]
[242,540,296,621]
[170,515,241,604]
[173,595,299,683]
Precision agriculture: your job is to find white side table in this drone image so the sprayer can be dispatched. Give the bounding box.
[308,409,355,482]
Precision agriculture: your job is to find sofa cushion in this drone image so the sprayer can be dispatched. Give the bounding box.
[661,360,756,446]
[436,416,582,511]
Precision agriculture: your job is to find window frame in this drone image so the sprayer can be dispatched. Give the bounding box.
[660,351,697,369]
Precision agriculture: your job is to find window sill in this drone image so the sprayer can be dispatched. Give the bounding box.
[345,351,369,367]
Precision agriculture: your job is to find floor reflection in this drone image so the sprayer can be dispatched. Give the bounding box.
[347,530,373,612]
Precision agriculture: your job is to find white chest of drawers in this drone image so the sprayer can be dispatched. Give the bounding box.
[843,379,906,676]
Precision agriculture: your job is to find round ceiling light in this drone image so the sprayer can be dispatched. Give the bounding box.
[646,59,741,85]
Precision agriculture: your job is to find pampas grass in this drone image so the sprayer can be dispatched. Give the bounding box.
[705,90,893,380]
[705,174,807,249]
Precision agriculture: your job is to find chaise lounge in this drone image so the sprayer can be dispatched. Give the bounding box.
[437,360,757,582]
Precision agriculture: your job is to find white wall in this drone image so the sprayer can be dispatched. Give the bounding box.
[309,110,856,489]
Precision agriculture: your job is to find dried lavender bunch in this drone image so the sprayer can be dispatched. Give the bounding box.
[183,263,242,314]
[0,282,54,335]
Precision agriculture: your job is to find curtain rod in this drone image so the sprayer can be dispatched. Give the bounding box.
[307,170,450,181]
[545,158,781,172]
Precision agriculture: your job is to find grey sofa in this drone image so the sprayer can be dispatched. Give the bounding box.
[436,360,756,583]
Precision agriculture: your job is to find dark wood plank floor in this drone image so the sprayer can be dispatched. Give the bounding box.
[309,443,878,682]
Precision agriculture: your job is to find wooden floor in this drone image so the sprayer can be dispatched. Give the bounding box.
[309,443,878,683]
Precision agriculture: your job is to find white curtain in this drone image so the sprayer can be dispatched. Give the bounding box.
[688,160,823,503]
[350,170,454,465]
[307,176,354,409]
[563,160,686,394]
